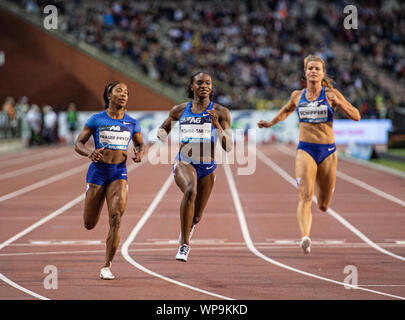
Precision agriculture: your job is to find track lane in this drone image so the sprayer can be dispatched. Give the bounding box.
[262,145,405,257]
[1,144,404,299]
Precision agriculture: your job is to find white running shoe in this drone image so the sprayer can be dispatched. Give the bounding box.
[100,264,115,280]
[176,244,190,262]
[178,224,195,244]
[300,236,311,254]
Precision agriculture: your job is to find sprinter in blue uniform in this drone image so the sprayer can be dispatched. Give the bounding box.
[75,81,145,279]
[157,72,232,262]
[258,55,361,254]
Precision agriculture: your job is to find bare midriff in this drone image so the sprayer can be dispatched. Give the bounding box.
[100,149,127,164]
[299,122,335,144]
[179,142,215,163]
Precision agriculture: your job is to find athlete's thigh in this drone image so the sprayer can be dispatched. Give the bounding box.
[316,152,337,202]
[174,162,198,193]
[105,179,128,219]
[84,183,106,224]
[295,150,318,198]
[194,171,215,217]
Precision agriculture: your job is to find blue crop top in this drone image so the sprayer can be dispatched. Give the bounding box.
[179,101,216,144]
[85,110,141,151]
[296,87,334,123]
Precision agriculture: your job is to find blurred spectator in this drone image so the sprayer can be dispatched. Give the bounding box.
[2,96,16,121]
[66,102,78,144]
[42,105,58,144]
[15,96,30,120]
[25,104,42,146]
[1,96,18,137]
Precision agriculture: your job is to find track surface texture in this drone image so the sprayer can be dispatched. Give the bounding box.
[0,144,404,300]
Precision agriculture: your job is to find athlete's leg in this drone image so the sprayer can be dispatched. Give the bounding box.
[193,171,215,225]
[315,152,337,212]
[83,183,106,230]
[174,162,198,245]
[104,179,128,268]
[295,150,317,238]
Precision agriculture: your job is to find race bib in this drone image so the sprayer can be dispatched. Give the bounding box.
[298,100,328,123]
[180,117,212,143]
[98,125,131,150]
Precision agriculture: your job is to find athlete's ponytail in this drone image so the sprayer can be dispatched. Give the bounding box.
[103,81,120,109]
[303,55,334,89]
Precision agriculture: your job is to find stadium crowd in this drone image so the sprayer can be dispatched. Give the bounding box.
[320,0,405,81]
[14,0,403,120]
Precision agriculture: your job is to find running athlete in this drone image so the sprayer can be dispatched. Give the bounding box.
[75,81,145,279]
[157,72,232,262]
[258,55,361,254]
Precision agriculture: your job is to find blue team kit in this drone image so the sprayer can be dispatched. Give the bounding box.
[85,110,141,186]
[296,87,336,164]
[174,101,217,181]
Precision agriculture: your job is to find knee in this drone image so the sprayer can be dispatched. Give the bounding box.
[298,192,313,204]
[184,185,197,202]
[109,213,121,229]
[193,215,201,225]
[84,221,96,230]
[318,203,329,212]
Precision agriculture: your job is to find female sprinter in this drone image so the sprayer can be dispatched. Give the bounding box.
[157,72,232,262]
[75,81,145,279]
[258,55,361,254]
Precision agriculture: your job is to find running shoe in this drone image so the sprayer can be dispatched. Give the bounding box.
[178,224,195,244]
[100,264,115,280]
[300,236,311,254]
[176,244,190,262]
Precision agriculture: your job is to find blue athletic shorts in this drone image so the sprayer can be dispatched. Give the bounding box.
[297,141,336,165]
[173,153,217,181]
[86,161,127,187]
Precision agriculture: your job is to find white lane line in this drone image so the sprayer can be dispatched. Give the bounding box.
[223,163,405,300]
[0,147,73,168]
[277,144,405,207]
[0,194,85,251]
[4,243,405,258]
[0,154,82,180]
[336,171,405,207]
[256,148,405,262]
[0,194,84,300]
[0,163,88,203]
[0,150,149,299]
[339,153,405,179]
[360,285,405,287]
[0,273,49,300]
[121,174,234,300]
[6,240,405,249]
[0,245,281,257]
[25,240,103,246]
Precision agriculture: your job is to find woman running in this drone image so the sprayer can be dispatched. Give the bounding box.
[157,72,232,262]
[258,54,361,254]
[75,81,145,279]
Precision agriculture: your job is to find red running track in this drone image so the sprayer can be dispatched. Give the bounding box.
[0,143,404,300]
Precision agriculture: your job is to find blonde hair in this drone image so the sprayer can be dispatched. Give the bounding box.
[303,54,334,89]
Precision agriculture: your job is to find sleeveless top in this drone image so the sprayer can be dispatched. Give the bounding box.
[85,110,141,151]
[296,87,334,123]
[179,101,216,144]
